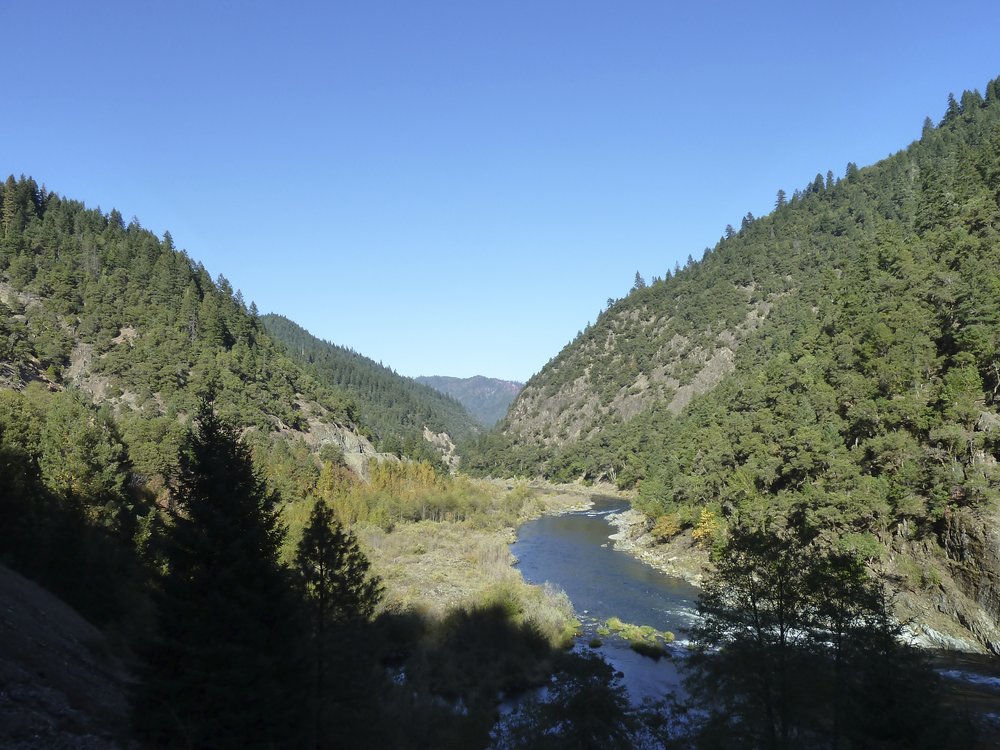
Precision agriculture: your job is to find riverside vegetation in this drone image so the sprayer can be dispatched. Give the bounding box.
[0,381,588,747]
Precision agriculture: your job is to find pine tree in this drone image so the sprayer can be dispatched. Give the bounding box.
[1,175,17,237]
[134,402,308,748]
[295,498,382,745]
[942,92,961,125]
[296,497,381,627]
[684,523,965,749]
[632,271,646,291]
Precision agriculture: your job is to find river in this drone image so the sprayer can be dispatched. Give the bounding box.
[510,495,701,703]
[511,493,1000,734]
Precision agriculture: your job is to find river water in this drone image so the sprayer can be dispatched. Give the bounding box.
[510,496,701,704]
[511,494,1000,729]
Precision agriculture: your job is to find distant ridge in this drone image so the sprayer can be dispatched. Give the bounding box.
[416,375,523,427]
[262,315,481,460]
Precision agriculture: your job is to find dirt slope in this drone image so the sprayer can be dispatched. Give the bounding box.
[0,564,132,748]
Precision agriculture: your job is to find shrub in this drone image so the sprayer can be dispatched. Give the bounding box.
[692,508,722,548]
[652,512,682,541]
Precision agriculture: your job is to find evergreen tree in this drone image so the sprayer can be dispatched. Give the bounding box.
[942,93,961,125]
[683,523,969,749]
[296,498,381,625]
[134,402,308,748]
[775,189,787,209]
[633,271,646,291]
[295,497,382,746]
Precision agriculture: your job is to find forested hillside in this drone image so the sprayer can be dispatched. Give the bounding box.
[263,314,480,461]
[468,78,1000,649]
[476,78,1000,491]
[0,178,382,471]
[416,374,523,426]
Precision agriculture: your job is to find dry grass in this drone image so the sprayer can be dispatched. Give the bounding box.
[358,521,519,616]
[279,478,588,646]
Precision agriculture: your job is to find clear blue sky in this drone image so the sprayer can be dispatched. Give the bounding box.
[3,2,997,381]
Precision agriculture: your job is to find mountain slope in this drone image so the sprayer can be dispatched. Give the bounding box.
[468,77,1000,650]
[484,78,1000,487]
[0,562,131,748]
[0,178,382,483]
[415,375,523,427]
[262,315,480,454]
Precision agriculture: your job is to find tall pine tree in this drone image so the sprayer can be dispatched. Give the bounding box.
[134,402,307,748]
[295,497,382,748]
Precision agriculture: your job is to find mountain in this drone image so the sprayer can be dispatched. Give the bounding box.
[0,177,395,489]
[262,315,480,460]
[468,77,1000,651]
[415,375,523,427]
[0,176,479,473]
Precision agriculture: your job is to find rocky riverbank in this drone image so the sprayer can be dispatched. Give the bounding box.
[606,505,999,656]
[606,508,710,587]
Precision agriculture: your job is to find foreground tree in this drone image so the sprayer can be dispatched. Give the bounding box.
[683,521,972,749]
[134,403,307,748]
[295,497,382,746]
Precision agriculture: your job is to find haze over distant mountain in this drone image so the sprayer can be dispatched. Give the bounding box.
[415,375,524,427]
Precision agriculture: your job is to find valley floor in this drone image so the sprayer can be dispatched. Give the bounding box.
[359,482,594,617]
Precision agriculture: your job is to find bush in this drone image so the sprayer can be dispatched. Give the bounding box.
[652,512,682,541]
[692,508,722,548]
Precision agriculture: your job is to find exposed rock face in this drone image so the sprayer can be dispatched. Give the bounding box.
[289,398,386,479]
[503,295,768,452]
[423,427,460,472]
[940,510,1000,654]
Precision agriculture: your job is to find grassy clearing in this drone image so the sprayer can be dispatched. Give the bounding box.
[280,477,586,648]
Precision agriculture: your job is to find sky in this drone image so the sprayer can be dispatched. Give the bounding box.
[2,1,997,381]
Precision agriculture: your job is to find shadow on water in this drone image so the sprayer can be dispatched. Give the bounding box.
[511,496,700,703]
[932,650,1000,744]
